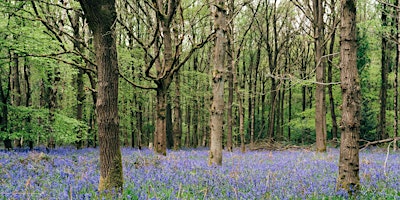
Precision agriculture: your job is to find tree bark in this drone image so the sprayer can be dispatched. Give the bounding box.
[71,11,85,149]
[327,0,338,140]
[379,3,389,140]
[23,59,33,150]
[314,0,327,152]
[78,0,123,194]
[173,72,182,149]
[209,0,227,166]
[166,102,173,149]
[11,52,22,148]
[186,104,191,147]
[396,0,400,151]
[0,67,11,150]
[337,0,360,194]
[155,87,168,155]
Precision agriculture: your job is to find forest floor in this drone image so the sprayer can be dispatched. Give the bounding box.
[0,146,399,199]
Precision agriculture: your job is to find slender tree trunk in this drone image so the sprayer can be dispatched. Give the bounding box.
[288,79,292,141]
[47,69,60,149]
[328,47,338,140]
[314,0,327,152]
[268,79,277,139]
[226,38,234,151]
[23,59,33,150]
[328,0,338,140]
[233,54,245,152]
[173,73,182,149]
[0,67,11,150]
[166,102,173,149]
[209,0,227,166]
[248,52,254,146]
[193,98,199,147]
[85,62,97,147]
[71,11,85,149]
[136,102,143,149]
[337,0,360,194]
[225,0,235,152]
[379,3,389,140]
[11,53,21,107]
[186,104,191,147]
[78,0,123,194]
[251,44,260,143]
[11,53,22,148]
[395,0,400,151]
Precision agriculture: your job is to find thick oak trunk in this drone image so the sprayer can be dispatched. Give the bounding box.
[78,0,123,194]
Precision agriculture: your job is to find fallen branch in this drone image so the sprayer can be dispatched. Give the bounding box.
[360,137,400,150]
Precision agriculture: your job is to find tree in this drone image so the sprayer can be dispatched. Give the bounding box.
[314,0,327,152]
[209,0,227,166]
[395,0,400,150]
[78,0,123,194]
[379,1,391,140]
[337,0,360,194]
[118,0,212,155]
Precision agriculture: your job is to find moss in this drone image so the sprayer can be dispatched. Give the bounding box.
[98,151,124,198]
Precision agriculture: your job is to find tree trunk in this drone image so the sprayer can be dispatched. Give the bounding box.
[0,68,11,150]
[314,0,327,152]
[395,0,400,151]
[379,3,390,140]
[226,0,235,152]
[328,43,338,139]
[328,0,338,140]
[155,87,168,155]
[209,0,227,166]
[71,11,85,149]
[23,59,33,150]
[135,102,143,149]
[336,0,360,194]
[193,98,199,147]
[186,104,191,147]
[78,0,123,194]
[226,41,234,152]
[166,102,173,149]
[173,73,182,149]
[47,69,60,149]
[267,79,277,139]
[85,63,97,147]
[11,52,22,148]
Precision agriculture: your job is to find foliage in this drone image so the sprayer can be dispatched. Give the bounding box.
[0,148,399,199]
[0,104,88,145]
[357,27,378,141]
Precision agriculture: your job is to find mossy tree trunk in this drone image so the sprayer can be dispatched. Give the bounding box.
[78,0,123,194]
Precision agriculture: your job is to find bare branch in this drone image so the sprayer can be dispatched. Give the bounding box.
[118,71,157,90]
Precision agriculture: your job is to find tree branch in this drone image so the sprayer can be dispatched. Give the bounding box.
[118,71,157,90]
[360,137,400,150]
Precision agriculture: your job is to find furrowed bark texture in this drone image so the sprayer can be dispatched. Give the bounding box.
[337,0,360,195]
[209,0,227,166]
[78,0,123,194]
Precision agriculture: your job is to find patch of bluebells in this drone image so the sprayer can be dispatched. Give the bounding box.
[1,147,400,199]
